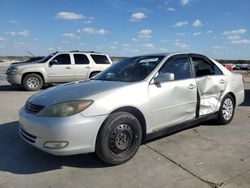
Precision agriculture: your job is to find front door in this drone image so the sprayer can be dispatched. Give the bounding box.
[149,55,197,132]
[190,55,227,116]
[47,53,75,83]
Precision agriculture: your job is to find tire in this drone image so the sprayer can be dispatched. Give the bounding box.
[216,94,235,125]
[23,74,43,91]
[89,72,100,78]
[96,112,142,165]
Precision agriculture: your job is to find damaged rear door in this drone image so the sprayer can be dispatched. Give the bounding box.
[190,54,227,116]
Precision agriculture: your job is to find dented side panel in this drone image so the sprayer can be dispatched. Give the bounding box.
[149,79,197,132]
[210,59,244,106]
[196,75,227,116]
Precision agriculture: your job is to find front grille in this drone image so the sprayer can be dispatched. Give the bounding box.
[20,128,37,143]
[6,69,10,74]
[25,102,45,114]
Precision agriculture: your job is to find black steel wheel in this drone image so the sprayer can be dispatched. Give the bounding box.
[96,112,142,165]
[109,124,134,154]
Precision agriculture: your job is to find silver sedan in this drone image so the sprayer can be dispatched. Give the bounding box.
[19,53,244,165]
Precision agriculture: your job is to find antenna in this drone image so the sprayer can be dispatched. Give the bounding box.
[26,50,35,57]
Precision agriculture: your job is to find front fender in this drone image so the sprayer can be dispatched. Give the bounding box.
[20,68,47,83]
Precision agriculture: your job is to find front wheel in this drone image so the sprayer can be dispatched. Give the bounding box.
[96,112,142,165]
[216,94,235,125]
[23,74,43,91]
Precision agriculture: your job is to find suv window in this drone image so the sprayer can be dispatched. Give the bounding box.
[160,57,192,80]
[192,57,223,77]
[74,54,89,64]
[91,55,110,64]
[50,54,71,65]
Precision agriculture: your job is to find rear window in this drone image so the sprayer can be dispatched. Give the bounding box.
[91,55,110,64]
[192,57,223,77]
[74,54,89,64]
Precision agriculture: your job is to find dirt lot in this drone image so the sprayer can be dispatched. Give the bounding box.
[0,79,250,188]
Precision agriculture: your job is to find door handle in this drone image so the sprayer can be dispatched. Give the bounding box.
[188,84,196,89]
[219,79,225,84]
[65,66,71,69]
[85,66,90,69]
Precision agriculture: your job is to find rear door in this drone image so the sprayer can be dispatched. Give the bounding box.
[149,55,197,131]
[72,53,91,81]
[47,53,75,83]
[190,54,227,116]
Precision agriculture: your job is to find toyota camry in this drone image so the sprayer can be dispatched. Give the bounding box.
[19,53,244,165]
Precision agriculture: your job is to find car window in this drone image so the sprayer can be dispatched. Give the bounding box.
[192,57,223,77]
[74,54,89,65]
[50,54,71,65]
[159,57,192,80]
[91,55,110,64]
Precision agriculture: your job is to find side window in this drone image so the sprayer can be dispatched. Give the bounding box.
[91,55,110,64]
[74,54,89,65]
[50,54,71,65]
[159,57,192,80]
[192,57,223,77]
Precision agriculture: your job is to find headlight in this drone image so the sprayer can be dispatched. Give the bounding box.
[8,67,19,75]
[38,100,93,117]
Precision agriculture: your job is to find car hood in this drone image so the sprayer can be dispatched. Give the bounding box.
[11,61,38,67]
[28,80,131,106]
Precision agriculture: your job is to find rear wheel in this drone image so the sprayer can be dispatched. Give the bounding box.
[89,72,100,78]
[216,94,235,125]
[96,112,142,165]
[23,74,43,91]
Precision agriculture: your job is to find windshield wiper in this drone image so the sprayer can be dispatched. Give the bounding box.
[90,78,108,81]
[91,78,118,81]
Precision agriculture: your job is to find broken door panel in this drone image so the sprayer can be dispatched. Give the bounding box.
[196,76,227,116]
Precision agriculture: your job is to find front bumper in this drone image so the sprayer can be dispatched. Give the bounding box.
[7,74,22,85]
[19,107,107,155]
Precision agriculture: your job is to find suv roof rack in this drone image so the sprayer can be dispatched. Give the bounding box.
[69,50,101,53]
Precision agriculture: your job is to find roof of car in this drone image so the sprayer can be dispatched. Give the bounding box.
[138,52,205,57]
[139,52,202,56]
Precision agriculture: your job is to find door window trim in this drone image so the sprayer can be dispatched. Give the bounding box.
[73,53,90,65]
[149,54,195,85]
[189,54,224,77]
[158,54,194,81]
[49,53,71,65]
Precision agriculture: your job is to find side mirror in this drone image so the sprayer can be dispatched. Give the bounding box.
[154,73,175,84]
[49,59,58,66]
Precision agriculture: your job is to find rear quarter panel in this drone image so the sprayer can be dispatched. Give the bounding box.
[212,59,244,106]
[228,73,245,106]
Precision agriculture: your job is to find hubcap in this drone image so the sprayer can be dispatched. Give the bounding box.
[222,98,233,120]
[109,124,134,154]
[27,77,39,88]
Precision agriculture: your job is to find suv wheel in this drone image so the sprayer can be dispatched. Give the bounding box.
[89,72,100,78]
[216,94,235,125]
[96,112,142,165]
[23,74,43,91]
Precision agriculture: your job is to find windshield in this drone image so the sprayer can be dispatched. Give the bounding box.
[38,53,56,63]
[93,55,165,82]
